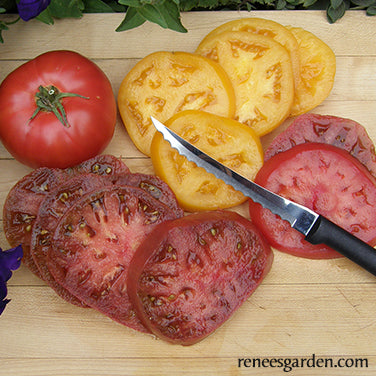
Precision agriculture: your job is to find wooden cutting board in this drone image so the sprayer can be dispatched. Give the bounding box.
[0,10,375,376]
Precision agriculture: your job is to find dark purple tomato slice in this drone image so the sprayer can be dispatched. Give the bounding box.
[127,211,273,345]
[31,174,114,307]
[66,154,130,176]
[3,155,131,278]
[3,167,68,277]
[114,173,184,217]
[47,185,181,333]
[265,114,376,177]
[249,143,376,259]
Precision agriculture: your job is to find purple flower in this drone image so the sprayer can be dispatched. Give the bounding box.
[17,0,52,21]
[0,245,23,315]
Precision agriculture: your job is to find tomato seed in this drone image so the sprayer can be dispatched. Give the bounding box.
[198,236,206,245]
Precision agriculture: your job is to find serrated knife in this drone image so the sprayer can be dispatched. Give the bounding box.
[151,116,376,276]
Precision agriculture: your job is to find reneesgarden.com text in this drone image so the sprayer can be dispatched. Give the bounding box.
[238,354,368,372]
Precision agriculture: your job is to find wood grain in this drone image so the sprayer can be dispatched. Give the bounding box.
[0,10,375,376]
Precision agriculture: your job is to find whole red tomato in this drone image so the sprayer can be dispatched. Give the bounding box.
[0,50,117,168]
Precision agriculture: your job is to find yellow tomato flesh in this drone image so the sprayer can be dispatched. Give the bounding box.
[198,17,301,102]
[196,31,294,137]
[117,51,236,156]
[287,27,336,116]
[150,110,264,212]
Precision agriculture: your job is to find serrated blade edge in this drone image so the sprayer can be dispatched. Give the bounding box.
[151,116,319,236]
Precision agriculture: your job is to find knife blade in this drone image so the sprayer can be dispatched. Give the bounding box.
[151,116,376,276]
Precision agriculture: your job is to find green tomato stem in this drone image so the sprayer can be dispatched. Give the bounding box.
[29,85,89,128]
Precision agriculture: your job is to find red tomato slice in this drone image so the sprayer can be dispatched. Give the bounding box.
[265,114,376,178]
[127,211,273,345]
[47,186,182,332]
[249,143,376,259]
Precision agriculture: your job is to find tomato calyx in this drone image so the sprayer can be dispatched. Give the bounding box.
[30,85,89,128]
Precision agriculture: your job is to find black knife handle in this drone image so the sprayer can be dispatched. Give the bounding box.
[305,215,376,276]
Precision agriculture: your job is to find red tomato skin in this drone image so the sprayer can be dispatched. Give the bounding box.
[0,50,116,168]
[249,143,376,259]
[265,113,376,177]
[127,211,273,345]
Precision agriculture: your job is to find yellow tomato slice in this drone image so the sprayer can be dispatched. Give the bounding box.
[196,31,294,136]
[117,51,236,156]
[150,110,263,212]
[287,27,336,116]
[198,17,301,97]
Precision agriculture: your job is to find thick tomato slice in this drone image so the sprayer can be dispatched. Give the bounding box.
[3,167,68,277]
[249,143,376,259]
[113,173,184,217]
[150,110,263,211]
[68,154,131,176]
[117,51,236,156]
[198,17,301,102]
[31,174,114,307]
[127,211,273,345]
[196,31,294,136]
[3,155,130,278]
[264,113,376,178]
[47,186,181,332]
[286,27,336,116]
[0,51,117,168]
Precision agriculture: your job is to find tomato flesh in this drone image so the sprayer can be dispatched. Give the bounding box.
[151,110,263,211]
[127,211,273,345]
[3,155,130,279]
[47,186,181,332]
[31,174,114,307]
[3,167,68,277]
[265,113,376,178]
[249,143,376,259]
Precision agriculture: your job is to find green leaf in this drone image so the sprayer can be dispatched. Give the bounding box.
[137,0,187,33]
[36,8,55,24]
[118,0,144,7]
[351,0,375,6]
[327,0,346,21]
[286,0,304,5]
[330,0,343,8]
[303,0,318,7]
[366,4,376,13]
[104,0,127,11]
[48,0,85,18]
[197,0,221,8]
[276,0,287,8]
[83,0,114,12]
[178,0,201,11]
[116,7,146,31]
[0,20,8,43]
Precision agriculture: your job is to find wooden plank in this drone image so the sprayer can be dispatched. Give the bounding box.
[1,356,375,376]
[1,284,376,359]
[0,11,375,58]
